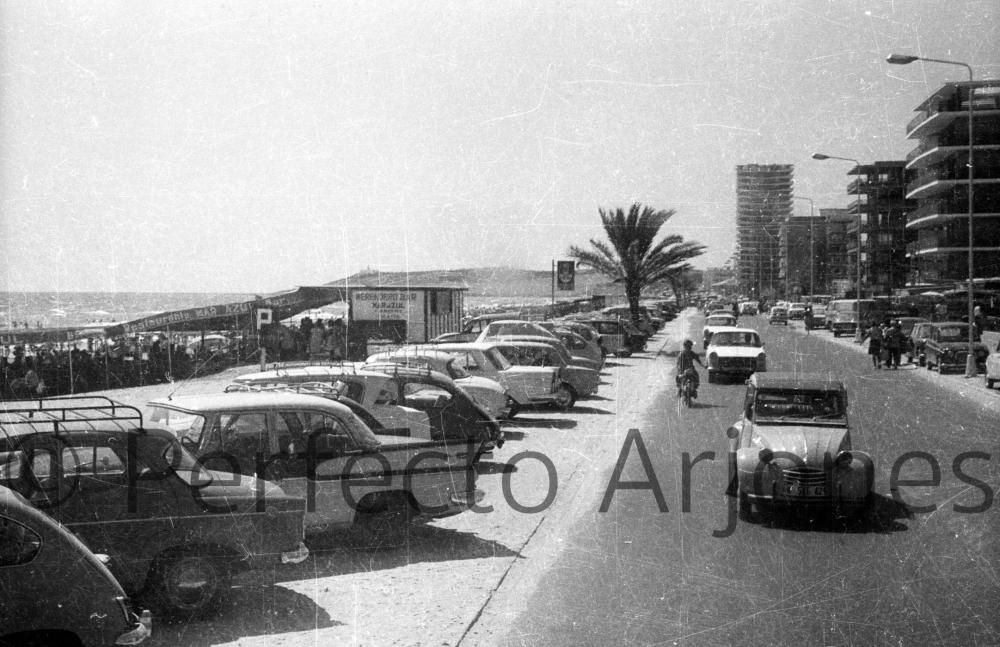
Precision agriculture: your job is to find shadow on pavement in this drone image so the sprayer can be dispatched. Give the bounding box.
[567,405,614,415]
[476,460,518,475]
[507,416,579,428]
[149,582,341,646]
[751,492,913,534]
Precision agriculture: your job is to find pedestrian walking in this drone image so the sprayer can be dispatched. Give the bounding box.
[804,304,814,334]
[861,320,883,369]
[884,320,903,369]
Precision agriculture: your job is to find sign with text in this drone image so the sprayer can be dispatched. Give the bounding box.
[352,290,420,321]
[556,261,575,291]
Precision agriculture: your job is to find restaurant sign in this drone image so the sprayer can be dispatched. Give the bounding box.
[351,290,421,321]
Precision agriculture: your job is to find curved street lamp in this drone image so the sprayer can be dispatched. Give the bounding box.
[887,53,977,377]
[813,153,864,340]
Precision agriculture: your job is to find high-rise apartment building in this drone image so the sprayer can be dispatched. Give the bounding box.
[736,164,794,298]
[902,80,1000,286]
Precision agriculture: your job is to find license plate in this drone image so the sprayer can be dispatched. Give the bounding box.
[785,483,825,497]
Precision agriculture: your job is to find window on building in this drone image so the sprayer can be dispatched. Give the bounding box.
[430,291,453,315]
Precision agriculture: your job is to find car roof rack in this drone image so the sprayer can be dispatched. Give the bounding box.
[0,395,144,437]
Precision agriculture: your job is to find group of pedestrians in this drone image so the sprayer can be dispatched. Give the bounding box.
[861,319,905,369]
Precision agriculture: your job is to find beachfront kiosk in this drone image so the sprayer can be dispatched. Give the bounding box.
[336,277,466,347]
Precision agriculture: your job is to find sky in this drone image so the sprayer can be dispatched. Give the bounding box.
[2,0,999,293]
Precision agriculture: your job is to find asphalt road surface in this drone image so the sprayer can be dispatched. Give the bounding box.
[494,315,1000,647]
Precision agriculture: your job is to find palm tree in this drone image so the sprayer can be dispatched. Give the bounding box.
[568,203,705,321]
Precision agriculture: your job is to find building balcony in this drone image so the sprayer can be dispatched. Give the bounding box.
[906,167,1000,200]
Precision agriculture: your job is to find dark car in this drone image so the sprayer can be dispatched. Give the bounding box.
[908,321,935,366]
[0,396,309,617]
[922,322,988,373]
[1,485,151,646]
[894,317,928,360]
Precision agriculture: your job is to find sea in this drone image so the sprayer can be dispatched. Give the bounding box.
[0,292,256,330]
[0,291,557,331]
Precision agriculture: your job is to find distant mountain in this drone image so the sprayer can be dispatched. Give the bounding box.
[331,267,624,298]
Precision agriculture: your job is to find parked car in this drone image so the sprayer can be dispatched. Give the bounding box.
[705,328,766,383]
[475,320,557,341]
[922,322,988,373]
[146,392,485,534]
[430,342,573,412]
[787,303,807,320]
[728,373,874,519]
[703,313,738,348]
[536,322,605,369]
[490,339,599,401]
[983,337,1000,388]
[601,306,661,334]
[0,484,152,647]
[908,321,935,366]
[231,365,503,446]
[0,396,309,617]
[738,301,758,316]
[767,306,788,326]
[894,316,929,359]
[363,348,510,419]
[565,316,646,356]
[430,311,527,343]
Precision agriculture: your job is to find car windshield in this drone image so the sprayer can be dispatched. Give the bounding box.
[706,316,734,326]
[711,331,761,347]
[147,406,207,445]
[937,326,972,342]
[754,389,846,421]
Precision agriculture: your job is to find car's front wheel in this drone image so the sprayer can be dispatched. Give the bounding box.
[551,384,576,411]
[147,553,229,617]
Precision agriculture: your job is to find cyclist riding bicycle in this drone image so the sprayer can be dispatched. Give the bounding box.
[676,339,705,398]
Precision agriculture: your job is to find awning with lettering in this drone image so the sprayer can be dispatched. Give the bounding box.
[103,286,347,336]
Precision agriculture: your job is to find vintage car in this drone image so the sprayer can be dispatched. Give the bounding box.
[894,316,929,359]
[738,301,758,316]
[364,348,510,419]
[787,303,807,320]
[536,321,605,369]
[0,396,308,617]
[728,373,874,519]
[490,339,599,401]
[922,322,988,373]
[430,311,526,343]
[146,392,484,534]
[767,306,788,326]
[571,316,647,356]
[706,328,766,383]
[426,342,572,412]
[476,320,558,341]
[984,337,1000,389]
[907,321,935,365]
[231,364,503,446]
[0,484,152,646]
[805,305,827,329]
[703,313,738,348]
[600,306,661,334]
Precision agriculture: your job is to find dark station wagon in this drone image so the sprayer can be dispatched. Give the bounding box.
[1,484,151,647]
[0,396,309,617]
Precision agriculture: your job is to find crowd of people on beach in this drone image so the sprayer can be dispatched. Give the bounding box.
[0,316,353,399]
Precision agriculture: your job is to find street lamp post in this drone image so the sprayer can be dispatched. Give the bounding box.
[813,153,864,340]
[794,195,816,298]
[887,53,977,376]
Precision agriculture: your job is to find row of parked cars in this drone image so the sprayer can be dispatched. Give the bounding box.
[0,304,672,646]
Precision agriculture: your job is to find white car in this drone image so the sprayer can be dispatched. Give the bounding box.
[706,328,766,383]
[702,313,738,348]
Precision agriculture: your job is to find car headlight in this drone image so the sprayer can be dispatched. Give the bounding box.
[834,450,853,468]
[758,448,774,463]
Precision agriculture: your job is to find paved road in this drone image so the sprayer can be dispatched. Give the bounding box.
[493,315,1000,646]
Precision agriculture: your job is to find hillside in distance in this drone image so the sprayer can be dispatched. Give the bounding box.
[336,266,625,298]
